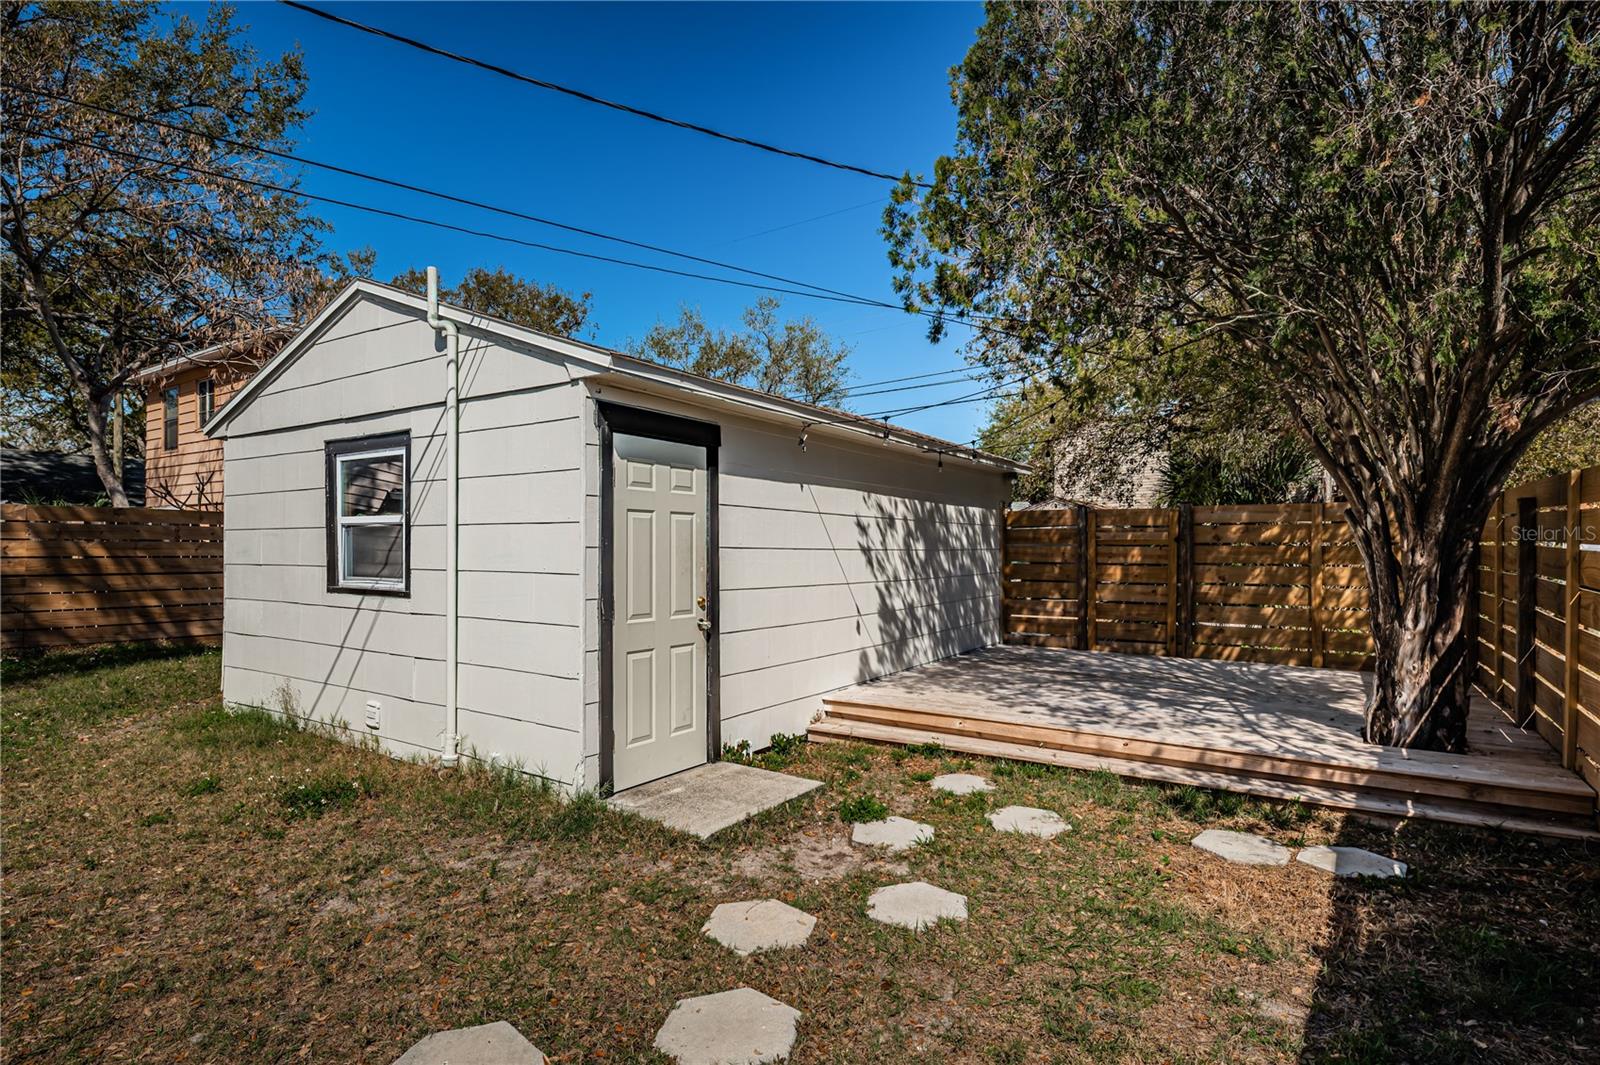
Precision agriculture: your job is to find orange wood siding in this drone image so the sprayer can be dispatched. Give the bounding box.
[143,366,250,509]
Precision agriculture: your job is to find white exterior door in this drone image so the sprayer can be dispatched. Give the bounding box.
[611,432,710,791]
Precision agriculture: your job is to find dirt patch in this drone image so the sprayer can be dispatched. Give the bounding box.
[732,826,910,883]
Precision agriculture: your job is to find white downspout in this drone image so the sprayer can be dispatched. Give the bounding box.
[426,266,461,767]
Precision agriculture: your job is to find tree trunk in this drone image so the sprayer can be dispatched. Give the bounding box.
[1355,518,1480,752]
[82,387,131,508]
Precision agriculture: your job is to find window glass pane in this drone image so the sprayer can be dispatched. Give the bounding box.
[197,379,214,425]
[163,388,179,449]
[340,453,404,517]
[342,524,404,582]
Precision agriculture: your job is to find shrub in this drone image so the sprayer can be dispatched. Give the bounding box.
[837,794,889,823]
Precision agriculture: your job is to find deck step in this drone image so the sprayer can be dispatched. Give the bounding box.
[818,696,1597,820]
[808,717,1600,841]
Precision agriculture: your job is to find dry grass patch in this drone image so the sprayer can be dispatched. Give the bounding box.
[3,647,1596,1063]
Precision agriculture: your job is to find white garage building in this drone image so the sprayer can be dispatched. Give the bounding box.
[206,278,1021,793]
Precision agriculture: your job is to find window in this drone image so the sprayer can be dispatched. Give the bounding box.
[325,433,409,594]
[197,378,215,426]
[162,387,179,449]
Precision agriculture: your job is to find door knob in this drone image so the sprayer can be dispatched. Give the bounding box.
[696,616,712,633]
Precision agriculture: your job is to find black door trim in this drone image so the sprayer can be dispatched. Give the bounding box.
[596,400,722,794]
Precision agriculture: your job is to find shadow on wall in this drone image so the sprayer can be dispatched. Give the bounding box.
[851,488,1000,685]
[1298,814,1599,1063]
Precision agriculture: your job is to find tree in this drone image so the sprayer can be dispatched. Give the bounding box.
[888,3,1600,750]
[1511,403,1600,483]
[632,296,850,405]
[389,265,592,338]
[979,350,1323,507]
[2,0,322,504]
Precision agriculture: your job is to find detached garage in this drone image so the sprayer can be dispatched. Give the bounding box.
[206,278,1022,793]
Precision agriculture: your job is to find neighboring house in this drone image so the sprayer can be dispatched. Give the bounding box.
[135,331,289,509]
[1,447,144,505]
[1045,427,1166,508]
[205,280,1023,793]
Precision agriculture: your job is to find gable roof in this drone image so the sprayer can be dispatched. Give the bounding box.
[204,279,1029,475]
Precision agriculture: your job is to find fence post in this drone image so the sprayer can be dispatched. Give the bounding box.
[1310,503,1327,669]
[1084,507,1098,651]
[1165,508,1180,656]
[1075,504,1090,651]
[1562,468,1581,768]
[1177,504,1194,658]
[1515,495,1538,727]
[1490,492,1506,706]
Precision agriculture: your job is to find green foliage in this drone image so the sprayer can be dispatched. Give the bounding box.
[836,793,889,823]
[3,1,324,503]
[173,704,295,750]
[1,644,221,754]
[278,775,370,819]
[632,296,850,405]
[387,264,592,337]
[1159,435,1321,507]
[179,774,222,798]
[721,732,807,771]
[1510,402,1600,483]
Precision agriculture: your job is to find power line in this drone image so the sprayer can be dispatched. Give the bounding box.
[863,371,1039,419]
[280,1,931,189]
[711,196,887,248]
[13,85,1015,342]
[843,372,989,400]
[971,394,1069,447]
[842,364,985,391]
[18,126,894,309]
[10,84,888,310]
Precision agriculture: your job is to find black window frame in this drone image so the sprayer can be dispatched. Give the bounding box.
[196,378,215,427]
[162,387,179,449]
[324,431,412,597]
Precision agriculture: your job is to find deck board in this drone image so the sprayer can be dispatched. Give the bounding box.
[814,645,1596,835]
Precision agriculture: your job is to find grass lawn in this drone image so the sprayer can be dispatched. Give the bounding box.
[3,646,1597,1064]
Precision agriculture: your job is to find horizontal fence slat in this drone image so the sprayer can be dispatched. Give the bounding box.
[1,504,224,651]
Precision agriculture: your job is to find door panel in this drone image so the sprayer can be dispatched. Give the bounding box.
[612,432,709,791]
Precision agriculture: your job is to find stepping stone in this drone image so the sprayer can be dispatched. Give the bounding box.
[1296,845,1407,879]
[987,805,1069,838]
[653,987,800,1065]
[1191,829,1290,867]
[929,773,994,795]
[702,899,816,956]
[392,1021,545,1065]
[851,816,934,852]
[866,881,968,931]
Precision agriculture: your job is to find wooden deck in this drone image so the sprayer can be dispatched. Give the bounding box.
[809,645,1599,839]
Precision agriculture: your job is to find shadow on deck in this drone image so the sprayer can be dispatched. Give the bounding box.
[809,644,1598,839]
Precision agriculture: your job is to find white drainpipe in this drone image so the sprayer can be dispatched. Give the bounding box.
[426,266,461,767]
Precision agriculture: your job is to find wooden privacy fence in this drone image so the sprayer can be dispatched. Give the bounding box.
[1003,502,1374,669]
[1001,465,1600,787]
[1475,465,1600,791]
[2,504,223,651]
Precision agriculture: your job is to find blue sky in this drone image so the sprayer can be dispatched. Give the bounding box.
[201,1,994,444]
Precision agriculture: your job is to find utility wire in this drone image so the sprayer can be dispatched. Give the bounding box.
[840,364,984,393]
[10,84,891,310]
[863,370,1039,419]
[19,123,1033,458]
[12,85,1018,343]
[18,126,895,308]
[280,1,931,189]
[843,372,990,400]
